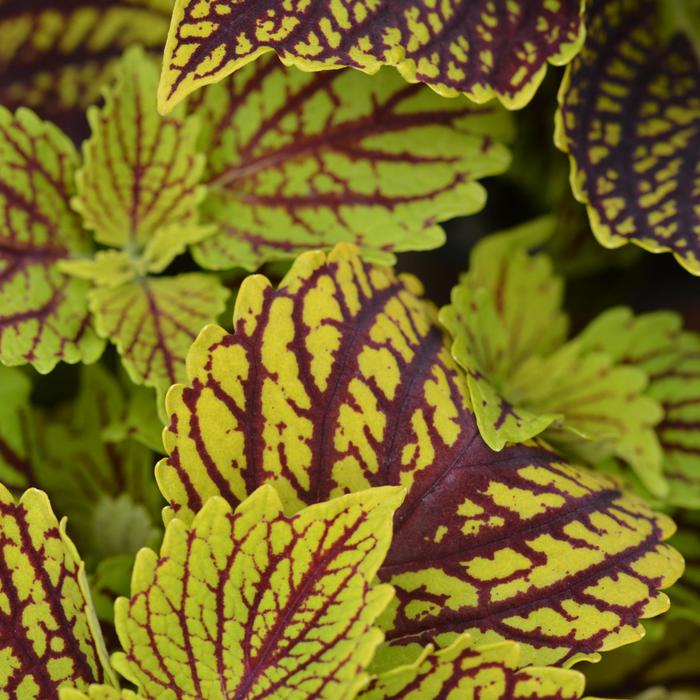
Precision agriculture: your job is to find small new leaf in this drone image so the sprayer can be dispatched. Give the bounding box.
[160,244,683,666]
[0,484,114,698]
[190,56,512,270]
[556,0,700,273]
[0,108,104,371]
[90,273,229,393]
[159,0,585,113]
[112,485,403,700]
[74,47,209,263]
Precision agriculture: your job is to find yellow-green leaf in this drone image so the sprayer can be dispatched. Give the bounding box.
[90,273,229,392]
[0,484,114,698]
[556,0,700,273]
[61,688,145,700]
[74,47,209,266]
[0,365,34,489]
[160,243,683,667]
[158,0,585,113]
[189,56,512,270]
[0,107,104,372]
[112,485,403,699]
[360,634,584,699]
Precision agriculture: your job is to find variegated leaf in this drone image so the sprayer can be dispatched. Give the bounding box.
[360,634,584,699]
[73,47,209,262]
[112,486,403,699]
[160,244,683,667]
[0,107,104,371]
[0,484,114,698]
[0,0,172,139]
[190,56,512,270]
[159,0,585,113]
[577,308,700,508]
[90,273,228,392]
[556,0,700,273]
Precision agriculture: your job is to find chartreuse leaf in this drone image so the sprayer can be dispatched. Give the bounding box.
[556,0,700,274]
[108,485,403,699]
[159,243,683,667]
[72,46,210,262]
[33,364,163,566]
[158,0,585,113]
[0,484,115,697]
[189,55,512,270]
[439,217,568,449]
[0,365,34,489]
[577,308,700,508]
[0,1,171,138]
[89,274,228,392]
[62,689,144,700]
[439,219,664,497]
[359,634,584,699]
[0,107,104,372]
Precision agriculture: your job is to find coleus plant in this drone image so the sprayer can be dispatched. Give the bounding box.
[1,0,700,698]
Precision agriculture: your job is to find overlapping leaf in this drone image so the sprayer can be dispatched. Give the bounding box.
[0,365,34,489]
[360,635,584,699]
[158,0,585,113]
[0,108,104,371]
[0,484,114,698]
[73,47,209,257]
[188,56,512,270]
[160,243,683,667]
[111,485,402,699]
[62,689,144,700]
[0,0,172,139]
[556,0,700,273]
[577,308,700,508]
[90,274,228,392]
[439,219,665,496]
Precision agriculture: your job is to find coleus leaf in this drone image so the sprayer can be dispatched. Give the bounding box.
[0,484,114,698]
[0,365,34,489]
[158,0,586,114]
[0,107,104,372]
[577,308,700,508]
[359,634,584,699]
[61,689,144,700]
[556,0,700,273]
[439,219,665,497]
[110,485,403,699]
[159,244,683,667]
[89,273,228,392]
[0,0,172,140]
[189,55,512,270]
[72,46,210,261]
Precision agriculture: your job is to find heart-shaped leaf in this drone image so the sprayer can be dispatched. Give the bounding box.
[159,244,683,667]
[158,0,585,113]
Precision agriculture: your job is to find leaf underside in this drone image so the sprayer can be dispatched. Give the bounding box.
[160,244,682,667]
[556,0,700,273]
[159,0,585,113]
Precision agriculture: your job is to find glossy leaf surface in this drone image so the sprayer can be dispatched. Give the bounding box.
[112,485,402,699]
[159,0,585,113]
[160,244,683,667]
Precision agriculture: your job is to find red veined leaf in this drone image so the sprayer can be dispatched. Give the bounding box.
[159,244,683,667]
